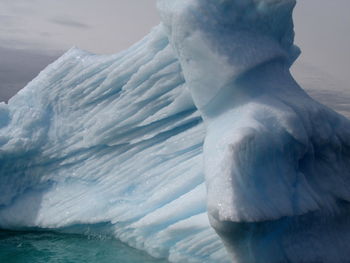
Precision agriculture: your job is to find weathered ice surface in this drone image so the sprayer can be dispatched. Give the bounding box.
[158,0,350,262]
[1,0,350,262]
[0,27,230,263]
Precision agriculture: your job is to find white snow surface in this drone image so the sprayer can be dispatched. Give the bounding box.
[1,0,350,262]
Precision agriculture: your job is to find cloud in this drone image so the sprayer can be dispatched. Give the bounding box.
[0,14,15,26]
[50,17,91,29]
[0,46,61,102]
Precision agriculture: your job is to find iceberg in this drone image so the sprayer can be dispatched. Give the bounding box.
[0,26,228,263]
[1,0,350,262]
[159,0,350,262]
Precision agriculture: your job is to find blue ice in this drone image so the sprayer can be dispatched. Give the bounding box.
[1,0,350,262]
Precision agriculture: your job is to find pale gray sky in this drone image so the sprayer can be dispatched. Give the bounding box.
[0,0,349,102]
[294,0,350,85]
[0,0,159,53]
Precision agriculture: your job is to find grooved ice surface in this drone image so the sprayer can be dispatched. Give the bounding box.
[0,27,229,263]
[1,0,350,262]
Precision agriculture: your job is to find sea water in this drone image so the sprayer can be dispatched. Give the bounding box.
[0,230,168,263]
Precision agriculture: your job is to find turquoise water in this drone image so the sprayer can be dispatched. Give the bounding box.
[0,230,168,263]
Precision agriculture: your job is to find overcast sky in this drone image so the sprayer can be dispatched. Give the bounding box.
[0,0,349,102]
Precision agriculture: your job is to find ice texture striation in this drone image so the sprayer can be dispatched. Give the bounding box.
[0,27,229,263]
[0,0,350,262]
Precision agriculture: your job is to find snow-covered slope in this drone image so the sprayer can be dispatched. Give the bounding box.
[1,0,350,262]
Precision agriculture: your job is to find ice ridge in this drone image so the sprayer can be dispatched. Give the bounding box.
[0,26,229,262]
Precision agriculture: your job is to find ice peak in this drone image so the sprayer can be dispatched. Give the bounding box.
[158,0,300,110]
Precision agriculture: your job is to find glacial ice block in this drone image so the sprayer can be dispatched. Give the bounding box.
[1,0,350,262]
[0,27,229,263]
[159,0,350,262]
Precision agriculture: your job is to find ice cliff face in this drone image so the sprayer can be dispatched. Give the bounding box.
[158,0,350,262]
[1,0,350,263]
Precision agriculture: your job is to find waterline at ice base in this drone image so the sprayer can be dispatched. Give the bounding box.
[1,0,350,262]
